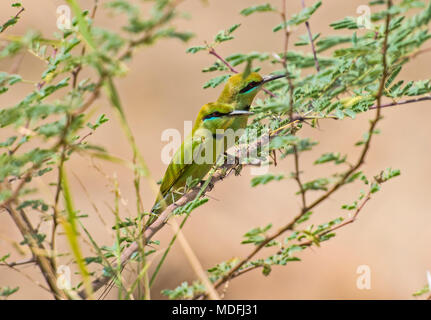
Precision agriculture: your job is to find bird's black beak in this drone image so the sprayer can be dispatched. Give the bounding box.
[261,74,286,84]
[227,110,254,117]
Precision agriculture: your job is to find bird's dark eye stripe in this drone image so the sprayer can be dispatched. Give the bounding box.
[239,81,261,94]
[203,111,229,120]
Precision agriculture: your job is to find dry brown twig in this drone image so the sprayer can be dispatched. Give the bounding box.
[300,0,320,72]
[224,189,373,280]
[281,0,307,213]
[4,206,67,299]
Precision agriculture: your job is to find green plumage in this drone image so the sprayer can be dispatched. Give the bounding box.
[151,72,282,217]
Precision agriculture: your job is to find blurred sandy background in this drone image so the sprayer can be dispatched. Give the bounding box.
[1,0,431,299]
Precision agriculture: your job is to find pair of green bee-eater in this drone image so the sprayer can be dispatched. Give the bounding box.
[151,72,284,216]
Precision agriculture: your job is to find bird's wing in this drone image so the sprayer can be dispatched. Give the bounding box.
[158,132,203,198]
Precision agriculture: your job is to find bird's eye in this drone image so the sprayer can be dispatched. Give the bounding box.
[239,81,261,94]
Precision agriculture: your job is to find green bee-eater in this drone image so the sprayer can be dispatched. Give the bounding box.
[151,72,284,217]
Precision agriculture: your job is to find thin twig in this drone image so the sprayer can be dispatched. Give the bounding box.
[71,0,99,89]
[280,0,289,71]
[208,47,277,97]
[406,47,431,60]
[281,0,307,211]
[0,257,35,267]
[209,47,237,73]
[2,263,52,294]
[300,0,320,72]
[8,53,25,74]
[0,7,25,34]
[305,191,372,237]
[5,206,66,299]
[8,120,30,156]
[50,145,67,267]
[228,190,372,279]
[72,78,103,116]
[369,96,431,110]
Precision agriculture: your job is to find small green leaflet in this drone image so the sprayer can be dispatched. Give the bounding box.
[214,23,241,43]
[240,4,276,16]
[203,74,230,89]
[186,45,206,54]
[251,173,284,187]
[273,1,322,32]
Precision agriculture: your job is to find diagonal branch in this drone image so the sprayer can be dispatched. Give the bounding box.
[0,6,25,34]
[225,189,372,280]
[5,206,67,300]
[369,96,431,110]
[300,0,320,72]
